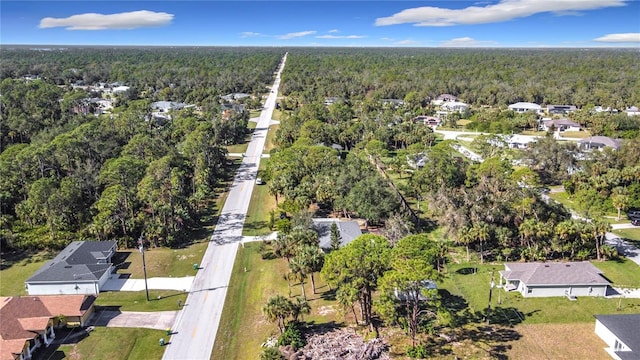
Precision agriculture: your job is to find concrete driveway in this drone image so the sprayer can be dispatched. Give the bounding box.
[89,309,177,330]
[102,276,194,292]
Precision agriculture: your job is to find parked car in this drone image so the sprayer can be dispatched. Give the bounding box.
[256,177,264,185]
[632,218,640,226]
[627,210,640,219]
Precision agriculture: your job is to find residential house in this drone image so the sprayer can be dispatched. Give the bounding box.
[382,99,405,108]
[594,314,640,360]
[625,106,640,117]
[541,119,581,132]
[220,93,251,102]
[505,134,537,149]
[394,280,438,302]
[414,115,442,127]
[431,94,458,106]
[25,241,117,296]
[508,102,543,114]
[0,295,96,360]
[593,106,618,114]
[499,262,610,298]
[221,103,246,120]
[440,101,469,113]
[547,105,578,115]
[151,101,187,113]
[312,218,362,250]
[578,136,623,151]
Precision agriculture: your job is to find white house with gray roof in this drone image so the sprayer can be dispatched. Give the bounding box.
[594,314,640,360]
[25,241,117,296]
[312,218,362,250]
[579,136,623,151]
[508,102,543,114]
[499,262,610,298]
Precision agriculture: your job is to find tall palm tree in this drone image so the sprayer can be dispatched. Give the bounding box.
[262,295,293,334]
[296,245,325,294]
[472,222,490,264]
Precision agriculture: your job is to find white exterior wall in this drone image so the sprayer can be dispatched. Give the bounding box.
[520,284,607,297]
[26,282,100,295]
[595,320,629,360]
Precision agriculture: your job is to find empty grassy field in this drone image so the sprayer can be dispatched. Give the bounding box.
[115,241,208,279]
[592,258,640,288]
[506,323,609,360]
[53,327,166,360]
[0,251,55,296]
[95,290,187,312]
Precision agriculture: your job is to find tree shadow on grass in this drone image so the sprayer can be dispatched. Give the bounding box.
[0,250,55,270]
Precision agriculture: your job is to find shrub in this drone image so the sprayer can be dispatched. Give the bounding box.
[277,323,305,350]
[260,347,284,360]
[406,344,431,359]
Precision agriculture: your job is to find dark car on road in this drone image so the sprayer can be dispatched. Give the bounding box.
[627,210,640,219]
[632,218,640,226]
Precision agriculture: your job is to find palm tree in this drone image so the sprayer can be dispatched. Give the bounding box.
[472,222,490,263]
[289,258,307,300]
[262,295,293,334]
[296,245,325,294]
[591,219,611,261]
[457,226,474,262]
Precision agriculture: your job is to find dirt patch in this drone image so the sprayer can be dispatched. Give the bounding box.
[317,305,336,316]
[507,323,609,359]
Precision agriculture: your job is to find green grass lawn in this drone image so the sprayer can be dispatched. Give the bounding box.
[95,290,187,311]
[264,124,279,153]
[441,262,640,325]
[54,327,166,360]
[0,251,55,296]
[613,228,640,248]
[243,160,277,236]
[116,241,208,278]
[561,131,591,139]
[592,258,640,288]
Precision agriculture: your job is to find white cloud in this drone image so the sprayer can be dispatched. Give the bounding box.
[316,34,366,39]
[39,10,173,30]
[328,29,339,33]
[440,37,498,47]
[375,0,626,26]
[593,33,640,42]
[240,32,263,38]
[277,31,316,40]
[396,39,419,45]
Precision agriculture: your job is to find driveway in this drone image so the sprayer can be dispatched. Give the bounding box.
[605,232,640,266]
[102,276,194,292]
[89,309,177,330]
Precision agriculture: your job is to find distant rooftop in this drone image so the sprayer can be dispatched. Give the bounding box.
[502,262,609,286]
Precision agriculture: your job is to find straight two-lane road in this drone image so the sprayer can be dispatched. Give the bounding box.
[162,53,287,360]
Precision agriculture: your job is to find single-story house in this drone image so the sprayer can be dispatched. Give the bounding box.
[0,295,96,360]
[312,218,362,250]
[625,106,640,117]
[414,115,442,127]
[541,119,581,132]
[508,102,543,114]
[431,94,458,106]
[440,101,469,113]
[25,241,117,296]
[594,314,640,360]
[151,101,187,112]
[593,106,618,114]
[394,280,438,302]
[578,136,623,151]
[547,105,577,115]
[220,93,251,102]
[499,262,610,298]
[505,134,537,149]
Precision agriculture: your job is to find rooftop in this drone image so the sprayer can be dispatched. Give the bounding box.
[501,262,610,286]
[26,241,116,283]
[312,218,362,250]
[595,314,640,353]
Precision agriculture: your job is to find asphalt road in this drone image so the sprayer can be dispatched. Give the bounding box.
[162,53,287,360]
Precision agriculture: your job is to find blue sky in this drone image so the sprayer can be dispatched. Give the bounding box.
[1,1,639,47]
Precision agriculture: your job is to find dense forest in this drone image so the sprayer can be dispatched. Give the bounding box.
[0,47,283,250]
[281,48,640,108]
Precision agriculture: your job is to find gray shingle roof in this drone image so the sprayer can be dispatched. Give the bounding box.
[26,241,116,283]
[595,314,640,352]
[578,136,622,149]
[501,262,610,286]
[312,219,362,250]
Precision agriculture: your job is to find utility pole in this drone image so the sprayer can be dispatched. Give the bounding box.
[486,270,495,325]
[139,235,150,301]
